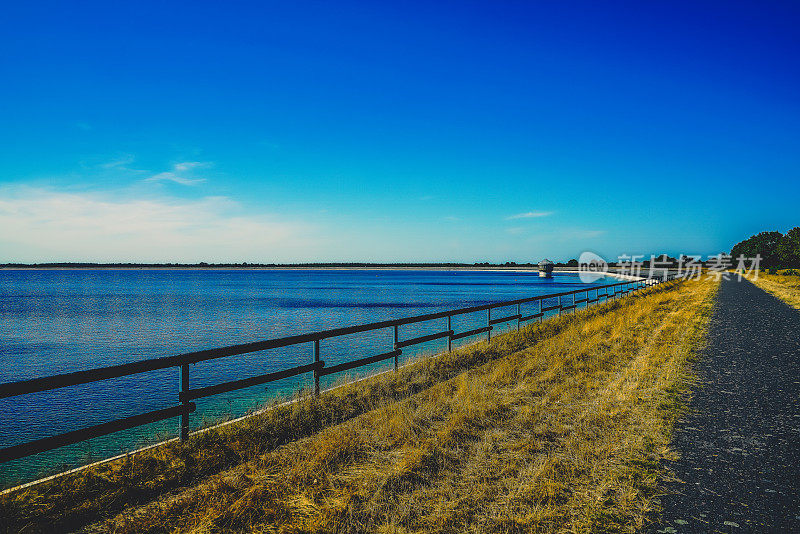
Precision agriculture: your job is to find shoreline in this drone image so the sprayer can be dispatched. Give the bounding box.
[0,265,637,277]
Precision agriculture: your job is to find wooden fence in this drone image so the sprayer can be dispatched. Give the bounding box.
[0,273,676,464]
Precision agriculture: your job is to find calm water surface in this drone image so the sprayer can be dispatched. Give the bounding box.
[0,269,617,487]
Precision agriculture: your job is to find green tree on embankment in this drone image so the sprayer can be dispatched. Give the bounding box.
[731,227,800,269]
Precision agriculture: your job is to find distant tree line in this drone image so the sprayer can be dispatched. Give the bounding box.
[0,261,541,269]
[730,227,800,269]
[0,259,680,269]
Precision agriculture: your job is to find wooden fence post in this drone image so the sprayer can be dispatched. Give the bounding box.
[393,325,400,370]
[447,316,452,352]
[313,340,320,396]
[180,363,190,442]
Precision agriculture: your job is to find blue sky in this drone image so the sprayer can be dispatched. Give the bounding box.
[1,1,798,263]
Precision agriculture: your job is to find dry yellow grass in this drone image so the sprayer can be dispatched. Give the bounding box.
[749,272,800,310]
[1,308,585,533]
[0,278,716,533]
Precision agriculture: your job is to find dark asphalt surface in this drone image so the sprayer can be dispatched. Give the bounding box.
[654,277,800,533]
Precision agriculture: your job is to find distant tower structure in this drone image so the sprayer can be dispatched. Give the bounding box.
[538,258,554,278]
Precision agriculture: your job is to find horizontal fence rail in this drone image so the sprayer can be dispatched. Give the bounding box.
[0,273,677,465]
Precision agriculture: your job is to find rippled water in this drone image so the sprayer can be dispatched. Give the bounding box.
[0,268,617,487]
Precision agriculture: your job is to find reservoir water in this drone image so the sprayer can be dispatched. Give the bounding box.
[0,268,618,487]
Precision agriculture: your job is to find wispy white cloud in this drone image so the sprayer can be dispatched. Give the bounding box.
[173,161,209,172]
[100,154,136,169]
[505,211,554,220]
[560,229,606,239]
[0,186,315,263]
[505,226,525,235]
[146,173,205,186]
[145,161,211,186]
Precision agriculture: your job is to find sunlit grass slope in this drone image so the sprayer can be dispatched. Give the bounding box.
[750,272,800,310]
[1,278,716,533]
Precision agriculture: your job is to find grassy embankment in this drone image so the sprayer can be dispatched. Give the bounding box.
[1,278,717,533]
[749,271,800,310]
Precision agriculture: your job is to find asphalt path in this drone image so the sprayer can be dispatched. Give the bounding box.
[654,277,800,533]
